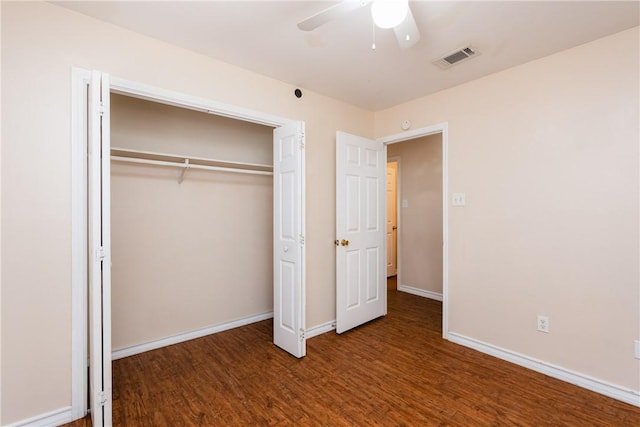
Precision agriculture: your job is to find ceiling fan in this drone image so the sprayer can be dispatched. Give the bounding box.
[297,0,421,49]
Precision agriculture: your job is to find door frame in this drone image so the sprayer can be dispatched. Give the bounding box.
[378,123,449,339]
[70,68,306,419]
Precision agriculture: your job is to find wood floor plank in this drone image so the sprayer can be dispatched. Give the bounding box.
[63,290,639,426]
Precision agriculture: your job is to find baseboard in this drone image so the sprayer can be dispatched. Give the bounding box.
[4,406,73,427]
[306,320,336,339]
[398,284,443,301]
[448,332,640,407]
[112,312,274,360]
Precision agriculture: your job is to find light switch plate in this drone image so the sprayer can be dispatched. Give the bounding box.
[402,199,409,208]
[452,193,466,206]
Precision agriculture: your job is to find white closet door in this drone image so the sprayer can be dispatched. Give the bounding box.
[88,70,113,426]
[273,122,306,358]
[336,131,386,334]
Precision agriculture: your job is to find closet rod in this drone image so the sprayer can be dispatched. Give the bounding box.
[111,156,273,176]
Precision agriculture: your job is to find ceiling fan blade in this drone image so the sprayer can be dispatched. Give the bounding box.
[297,0,371,31]
[393,6,421,49]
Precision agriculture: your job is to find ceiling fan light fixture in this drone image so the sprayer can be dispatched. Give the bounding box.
[371,0,408,29]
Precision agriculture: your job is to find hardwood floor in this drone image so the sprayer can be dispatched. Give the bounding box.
[64,290,639,426]
[387,275,397,290]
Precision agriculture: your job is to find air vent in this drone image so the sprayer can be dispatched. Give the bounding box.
[432,46,479,69]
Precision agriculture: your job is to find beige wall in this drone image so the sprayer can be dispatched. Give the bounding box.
[377,27,639,391]
[111,95,274,351]
[2,1,639,424]
[111,165,273,350]
[1,2,372,423]
[0,2,3,422]
[387,134,443,295]
[111,94,274,164]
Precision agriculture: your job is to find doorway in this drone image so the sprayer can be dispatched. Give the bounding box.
[335,124,448,338]
[378,124,449,339]
[71,69,306,425]
[386,160,398,279]
[387,134,443,302]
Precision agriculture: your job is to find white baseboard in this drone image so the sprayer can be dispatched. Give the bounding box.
[448,332,640,407]
[4,406,73,427]
[306,320,336,339]
[398,284,443,301]
[112,312,273,360]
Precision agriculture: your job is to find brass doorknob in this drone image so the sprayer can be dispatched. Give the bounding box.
[341,239,349,246]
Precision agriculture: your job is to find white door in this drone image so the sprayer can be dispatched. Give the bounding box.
[88,71,112,426]
[336,131,386,334]
[273,122,306,357]
[386,162,398,277]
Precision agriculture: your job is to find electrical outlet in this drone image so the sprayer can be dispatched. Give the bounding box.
[635,340,640,359]
[537,315,550,333]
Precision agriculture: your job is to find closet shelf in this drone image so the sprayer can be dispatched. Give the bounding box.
[111,147,273,182]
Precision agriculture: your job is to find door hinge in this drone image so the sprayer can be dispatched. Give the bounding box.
[97,102,105,116]
[299,134,305,149]
[98,391,108,406]
[299,234,305,245]
[299,329,306,341]
[96,246,106,262]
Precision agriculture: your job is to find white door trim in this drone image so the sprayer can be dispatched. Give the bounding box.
[70,67,91,420]
[71,68,305,421]
[109,77,292,127]
[378,123,449,339]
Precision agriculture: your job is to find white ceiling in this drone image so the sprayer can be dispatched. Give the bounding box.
[55,1,639,111]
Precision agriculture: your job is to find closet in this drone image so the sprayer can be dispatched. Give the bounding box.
[109,93,275,356]
[76,71,304,425]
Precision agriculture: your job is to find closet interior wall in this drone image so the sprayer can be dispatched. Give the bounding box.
[110,93,274,353]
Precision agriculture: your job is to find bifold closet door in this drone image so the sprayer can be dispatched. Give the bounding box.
[88,70,113,427]
[273,122,306,358]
